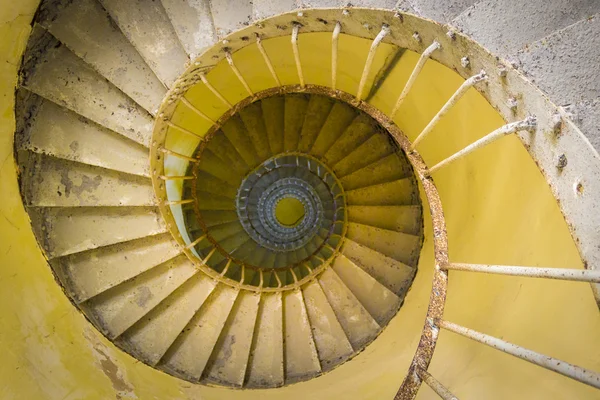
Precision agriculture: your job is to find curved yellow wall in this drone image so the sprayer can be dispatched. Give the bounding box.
[1,3,598,399]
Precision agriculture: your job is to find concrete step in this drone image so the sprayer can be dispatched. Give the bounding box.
[346,178,419,206]
[348,204,422,235]
[21,26,154,147]
[210,0,253,38]
[332,254,401,325]
[513,14,600,151]
[283,289,321,383]
[253,0,296,20]
[83,254,197,339]
[117,272,217,366]
[451,0,600,57]
[159,283,239,380]
[318,266,380,349]
[239,101,273,160]
[38,0,166,113]
[395,0,476,22]
[302,279,353,372]
[262,96,286,154]
[221,115,261,168]
[339,153,407,191]
[206,133,251,175]
[19,152,155,207]
[342,238,416,296]
[346,222,422,267]
[284,94,310,152]
[333,133,397,178]
[203,290,260,387]
[53,233,181,303]
[161,0,217,59]
[99,0,189,87]
[310,101,357,157]
[194,170,239,198]
[16,92,149,177]
[29,206,167,259]
[323,113,377,166]
[298,95,335,153]
[245,292,284,388]
[198,148,247,186]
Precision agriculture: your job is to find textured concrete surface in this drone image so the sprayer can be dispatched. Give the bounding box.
[210,0,253,37]
[2,1,600,399]
[452,0,600,56]
[253,0,297,19]
[299,0,342,8]
[515,14,600,152]
[347,0,398,9]
[161,0,217,59]
[400,0,477,22]
[40,0,166,113]
[393,1,416,14]
[98,0,189,87]
[21,28,154,147]
[515,14,599,105]
[574,98,600,152]
[298,0,397,9]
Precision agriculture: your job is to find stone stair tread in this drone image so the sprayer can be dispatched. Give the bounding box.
[38,0,166,113]
[16,93,150,177]
[253,0,297,20]
[161,0,218,59]
[52,233,181,303]
[19,151,155,208]
[348,204,422,235]
[333,132,399,178]
[283,289,322,383]
[342,238,416,297]
[245,292,284,388]
[117,272,217,366]
[21,26,154,147]
[310,102,357,158]
[284,94,310,152]
[210,0,253,38]
[99,0,189,87]
[29,206,166,259]
[452,0,600,57]
[346,178,419,206]
[202,290,260,387]
[346,222,422,267]
[302,279,354,371]
[323,113,377,167]
[317,267,380,350]
[332,254,401,325]
[339,152,410,190]
[83,254,197,339]
[159,283,239,380]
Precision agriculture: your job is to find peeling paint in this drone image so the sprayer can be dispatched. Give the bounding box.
[83,327,137,400]
[1,3,599,400]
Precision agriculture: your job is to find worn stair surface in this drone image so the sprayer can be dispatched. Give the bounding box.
[13,0,600,392]
[16,0,425,387]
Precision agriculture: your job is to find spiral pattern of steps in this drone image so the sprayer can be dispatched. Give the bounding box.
[10,0,600,398]
[16,1,425,388]
[186,94,421,285]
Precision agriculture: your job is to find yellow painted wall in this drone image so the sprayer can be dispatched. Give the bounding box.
[1,4,598,400]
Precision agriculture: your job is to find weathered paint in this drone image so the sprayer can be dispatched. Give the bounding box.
[1,4,599,400]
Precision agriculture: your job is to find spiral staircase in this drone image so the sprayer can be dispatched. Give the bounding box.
[2,0,600,399]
